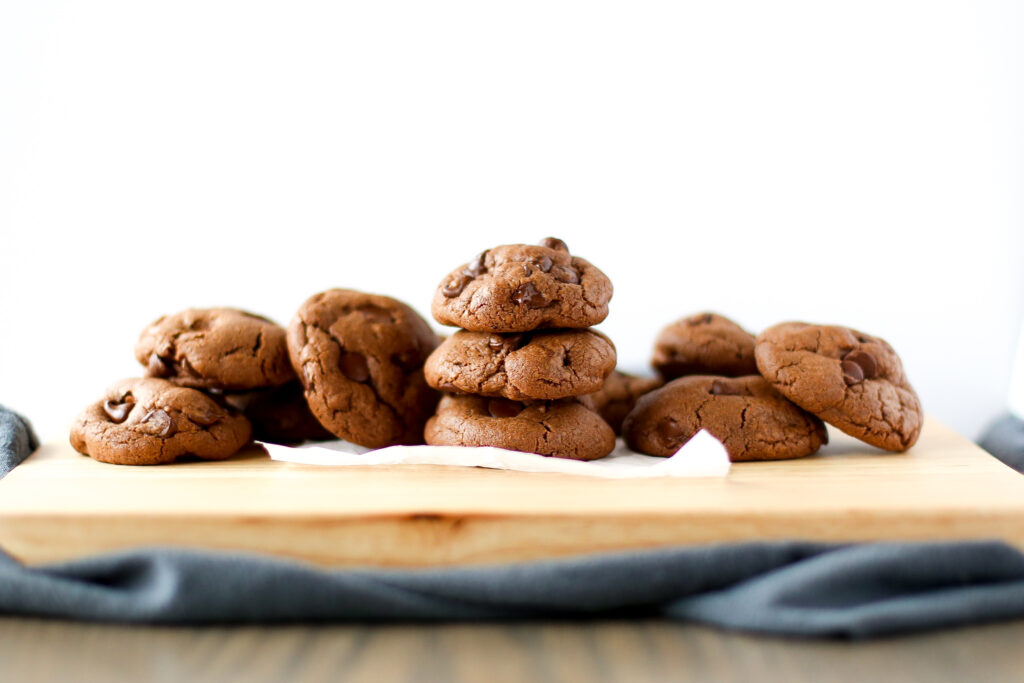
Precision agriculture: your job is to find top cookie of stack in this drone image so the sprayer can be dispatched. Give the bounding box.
[424,238,617,460]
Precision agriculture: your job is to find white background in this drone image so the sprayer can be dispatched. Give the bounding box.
[2,1,1022,443]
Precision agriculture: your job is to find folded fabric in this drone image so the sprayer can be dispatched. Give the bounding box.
[0,405,37,479]
[979,413,1024,474]
[2,540,1024,638]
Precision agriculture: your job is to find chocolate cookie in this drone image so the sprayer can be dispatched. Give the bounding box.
[69,378,252,465]
[136,308,294,391]
[287,289,440,448]
[623,375,827,461]
[424,329,616,401]
[579,371,664,434]
[219,382,333,445]
[754,322,922,451]
[651,312,757,379]
[425,394,615,461]
[431,238,613,333]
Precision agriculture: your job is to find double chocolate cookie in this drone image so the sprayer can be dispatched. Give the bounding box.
[754,322,922,451]
[424,329,616,401]
[431,238,613,332]
[136,308,294,391]
[70,378,252,465]
[425,395,615,461]
[623,375,827,461]
[288,289,440,448]
[652,312,757,379]
[579,371,664,434]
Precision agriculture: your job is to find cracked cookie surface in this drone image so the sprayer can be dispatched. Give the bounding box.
[579,371,664,434]
[651,312,757,379]
[69,378,252,465]
[754,322,922,452]
[287,289,440,448]
[424,329,616,401]
[622,375,827,460]
[425,394,615,460]
[136,308,294,390]
[431,238,613,332]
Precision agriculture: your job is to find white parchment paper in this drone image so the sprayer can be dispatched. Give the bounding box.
[261,430,731,479]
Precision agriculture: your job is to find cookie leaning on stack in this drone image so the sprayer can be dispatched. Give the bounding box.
[424,238,617,460]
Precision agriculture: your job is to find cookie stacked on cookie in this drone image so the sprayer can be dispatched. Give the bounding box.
[623,312,922,461]
[424,238,618,460]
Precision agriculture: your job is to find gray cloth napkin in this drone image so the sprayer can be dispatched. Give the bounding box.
[2,540,1024,638]
[0,405,37,479]
[979,413,1024,473]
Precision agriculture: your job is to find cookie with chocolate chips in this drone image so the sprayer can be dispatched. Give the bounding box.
[287,289,440,448]
[424,329,616,401]
[579,370,664,434]
[431,238,613,333]
[69,378,252,465]
[425,394,615,460]
[651,312,757,379]
[754,322,922,452]
[136,308,294,391]
[622,375,827,461]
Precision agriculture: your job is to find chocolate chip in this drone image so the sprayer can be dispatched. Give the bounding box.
[511,282,547,308]
[533,255,553,273]
[487,335,505,349]
[689,314,714,326]
[441,274,472,298]
[140,409,175,437]
[147,352,172,378]
[340,352,370,383]
[844,350,878,379]
[709,380,743,396]
[550,265,579,284]
[102,398,134,423]
[464,251,488,278]
[540,237,569,252]
[841,359,865,386]
[657,419,687,448]
[487,398,523,418]
[521,263,534,277]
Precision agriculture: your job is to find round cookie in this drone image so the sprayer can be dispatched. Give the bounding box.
[69,378,252,465]
[425,394,615,461]
[754,322,922,452]
[219,382,333,445]
[425,329,617,401]
[287,289,440,448]
[651,312,757,379]
[579,371,664,434]
[136,308,294,391]
[622,375,827,461]
[431,238,613,333]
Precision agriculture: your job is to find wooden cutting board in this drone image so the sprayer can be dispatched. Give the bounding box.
[2,417,1023,568]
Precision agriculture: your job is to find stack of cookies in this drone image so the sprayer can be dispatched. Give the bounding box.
[623,312,923,461]
[423,238,619,460]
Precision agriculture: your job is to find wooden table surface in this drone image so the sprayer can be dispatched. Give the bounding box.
[3,617,1023,682]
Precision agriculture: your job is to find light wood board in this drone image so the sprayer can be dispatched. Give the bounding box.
[2,417,1024,568]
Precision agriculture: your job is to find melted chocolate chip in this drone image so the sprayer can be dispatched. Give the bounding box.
[487,398,523,418]
[442,274,472,298]
[147,352,172,378]
[102,398,135,423]
[140,409,176,437]
[511,282,548,308]
[340,352,371,383]
[709,380,743,396]
[540,237,569,252]
[487,335,505,349]
[841,359,865,386]
[550,265,579,284]
[534,255,553,273]
[464,251,488,278]
[657,419,687,447]
[844,350,878,379]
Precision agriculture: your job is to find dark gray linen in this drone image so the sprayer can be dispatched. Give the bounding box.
[979,413,1024,473]
[0,404,37,478]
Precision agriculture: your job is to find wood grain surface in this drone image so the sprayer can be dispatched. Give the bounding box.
[2,417,1024,567]
[2,617,1023,683]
